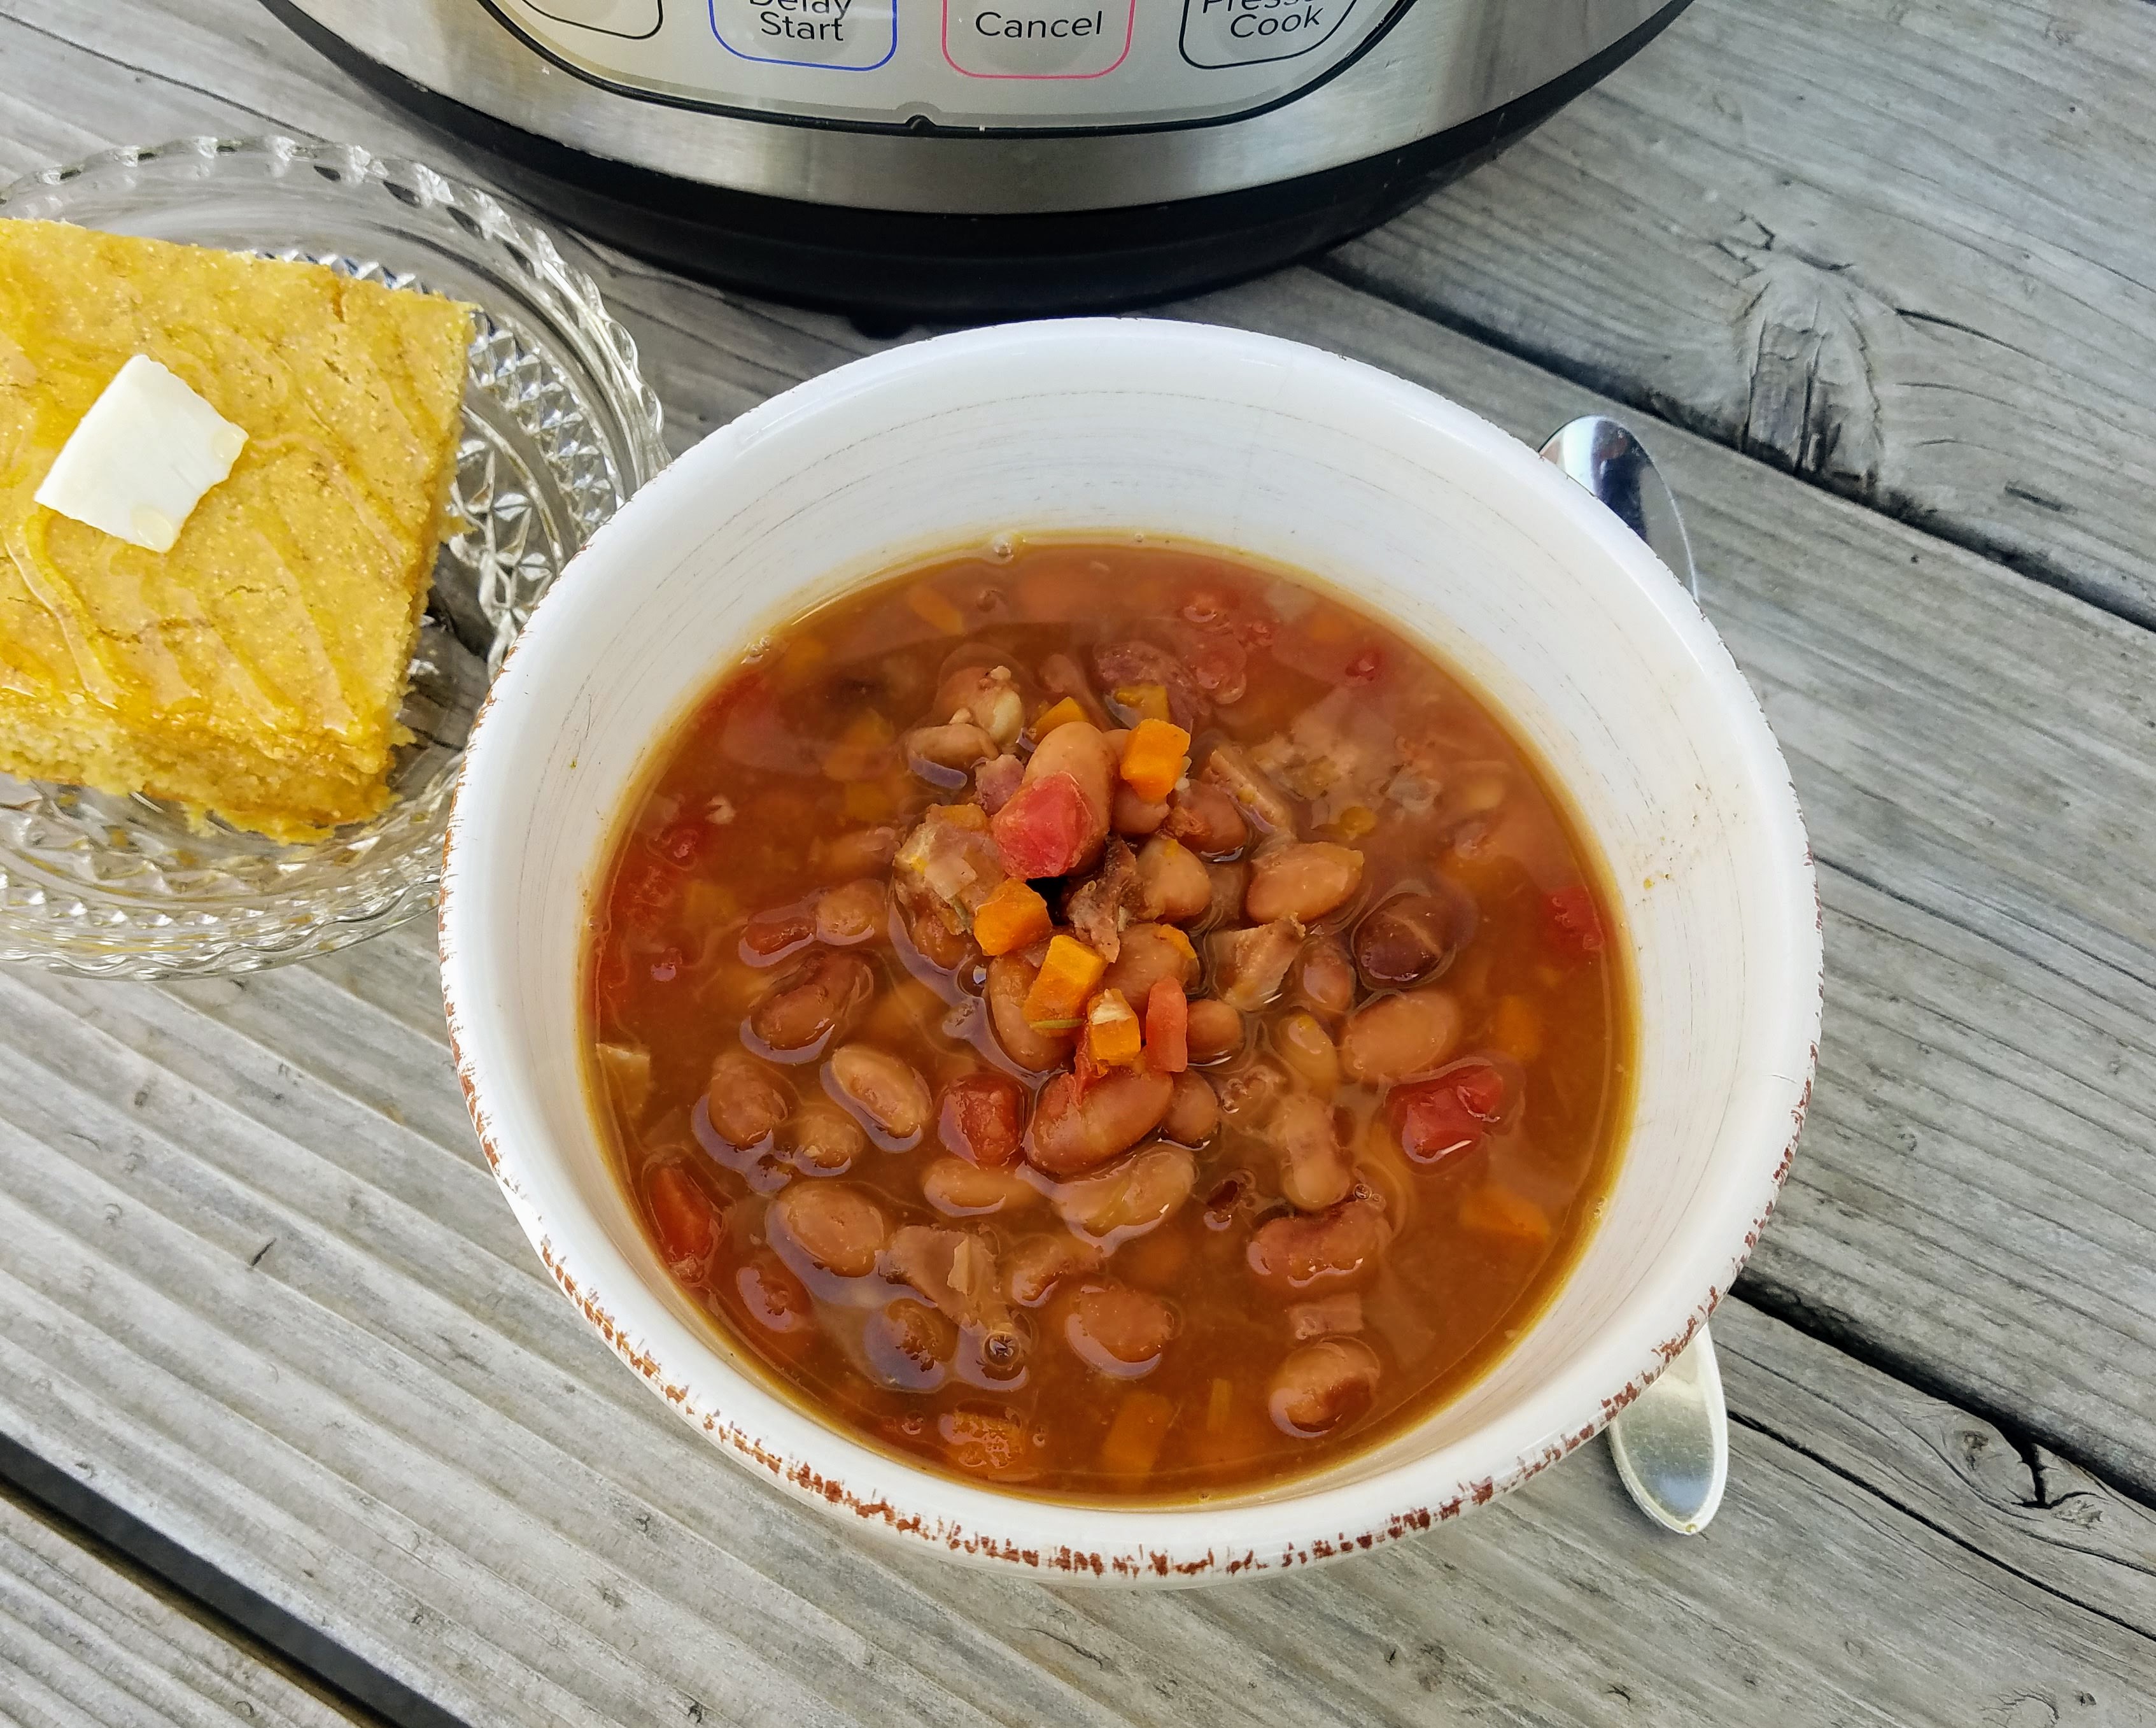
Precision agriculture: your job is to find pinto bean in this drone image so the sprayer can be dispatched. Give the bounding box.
[815,879,888,946]
[1160,1070,1220,1145]
[1354,888,1476,991]
[863,1301,955,1392]
[1101,922,1197,1007]
[1272,1092,1354,1212]
[1004,1233,1106,1306]
[905,722,997,786]
[770,1182,891,1280]
[1291,934,1358,1020]
[749,950,875,1055]
[707,1049,794,1148]
[826,1043,934,1142]
[644,1164,721,1277]
[936,1070,1029,1168]
[1202,860,1250,929]
[922,1155,1041,1216]
[1136,834,1211,923]
[1024,719,1117,819]
[1247,1196,1392,1295]
[1161,782,1248,858]
[810,825,899,882]
[934,664,1025,746]
[1208,919,1302,1012]
[1286,1292,1363,1342]
[1246,842,1364,925]
[1063,1285,1176,1377]
[1111,784,1171,837]
[895,879,973,972]
[1053,1143,1197,1243]
[1271,1010,1341,1098]
[734,1248,815,1337]
[741,900,816,963]
[1025,1068,1176,1179]
[780,1099,866,1172]
[1215,1058,1289,1129]
[987,952,1077,1072]
[1338,990,1465,1086]
[1268,1338,1382,1436]
[1183,997,1244,1065]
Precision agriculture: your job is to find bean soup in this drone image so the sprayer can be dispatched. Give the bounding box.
[586,538,1631,1500]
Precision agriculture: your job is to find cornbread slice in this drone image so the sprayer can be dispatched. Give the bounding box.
[0,218,473,841]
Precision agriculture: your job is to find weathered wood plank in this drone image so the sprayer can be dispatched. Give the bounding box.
[1,940,2153,1725]
[1327,0,2156,627]
[0,1486,361,1728]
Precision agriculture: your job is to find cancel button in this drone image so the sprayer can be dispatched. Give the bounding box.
[945,1,1134,77]
[1181,0,1357,69]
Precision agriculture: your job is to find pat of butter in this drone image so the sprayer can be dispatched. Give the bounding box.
[33,355,248,553]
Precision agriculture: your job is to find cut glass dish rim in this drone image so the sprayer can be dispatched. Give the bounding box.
[0,134,666,978]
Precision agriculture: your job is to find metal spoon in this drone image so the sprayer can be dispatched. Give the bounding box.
[1537,414,1726,1535]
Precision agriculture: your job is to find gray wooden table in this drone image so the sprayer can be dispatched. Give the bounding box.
[4,1,2155,1722]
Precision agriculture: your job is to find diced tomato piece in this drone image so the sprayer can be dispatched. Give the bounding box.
[936,1072,1028,1169]
[1144,978,1188,1073]
[1450,1060,1508,1121]
[613,858,676,930]
[991,772,1098,879]
[1389,1082,1486,1168]
[1344,646,1383,683]
[1546,885,1606,957]
[644,1165,720,1271]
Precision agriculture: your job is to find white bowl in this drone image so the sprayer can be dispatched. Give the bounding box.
[440,319,1821,1583]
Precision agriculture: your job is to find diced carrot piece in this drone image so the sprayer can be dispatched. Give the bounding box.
[1024,933,1108,1028]
[1098,1390,1176,1477]
[1143,977,1188,1073]
[1204,1377,1234,1434]
[1085,987,1144,1068]
[1112,683,1173,725]
[1457,1184,1552,1245]
[1490,994,1544,1061]
[1118,718,1192,804]
[1155,923,1197,965]
[1031,695,1087,738]
[930,799,989,832]
[973,879,1052,956]
[821,709,895,782]
[842,779,892,822]
[906,584,966,635]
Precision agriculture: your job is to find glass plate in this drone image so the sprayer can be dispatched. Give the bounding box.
[0,135,666,978]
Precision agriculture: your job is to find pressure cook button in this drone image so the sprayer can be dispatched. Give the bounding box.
[1180,0,1356,68]
[944,1,1134,78]
[711,0,897,69]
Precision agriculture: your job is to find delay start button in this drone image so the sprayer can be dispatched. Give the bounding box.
[1180,0,1358,68]
[943,0,1136,78]
[712,0,898,70]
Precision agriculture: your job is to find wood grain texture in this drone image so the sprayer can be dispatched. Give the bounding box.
[0,938,2151,1726]
[1327,0,2156,627]
[0,1487,360,1728]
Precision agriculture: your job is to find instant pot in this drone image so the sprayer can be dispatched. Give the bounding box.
[265,0,1689,320]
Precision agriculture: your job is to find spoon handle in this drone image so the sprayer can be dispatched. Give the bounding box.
[1537,414,1728,1536]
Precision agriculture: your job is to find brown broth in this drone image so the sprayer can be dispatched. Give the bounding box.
[584,537,1632,1503]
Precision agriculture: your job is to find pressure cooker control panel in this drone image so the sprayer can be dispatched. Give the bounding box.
[493,0,1405,131]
